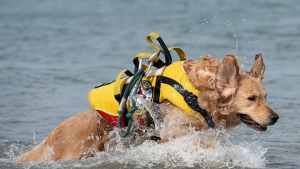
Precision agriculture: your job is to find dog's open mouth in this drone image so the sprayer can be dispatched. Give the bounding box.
[237,114,267,131]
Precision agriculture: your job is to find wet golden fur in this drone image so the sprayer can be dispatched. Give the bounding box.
[20,54,278,162]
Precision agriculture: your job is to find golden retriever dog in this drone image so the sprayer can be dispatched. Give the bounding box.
[20,53,279,162]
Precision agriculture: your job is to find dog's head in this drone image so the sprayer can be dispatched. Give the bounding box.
[216,54,279,131]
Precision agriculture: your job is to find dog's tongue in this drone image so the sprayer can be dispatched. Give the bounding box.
[237,114,267,131]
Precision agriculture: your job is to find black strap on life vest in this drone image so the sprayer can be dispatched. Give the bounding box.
[156,36,172,66]
[160,76,215,129]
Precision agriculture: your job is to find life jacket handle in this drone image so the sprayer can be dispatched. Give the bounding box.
[144,32,186,68]
[147,32,172,66]
[168,47,186,61]
[114,69,133,101]
[132,47,186,74]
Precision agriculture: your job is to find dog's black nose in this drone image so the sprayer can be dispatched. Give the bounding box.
[270,113,279,124]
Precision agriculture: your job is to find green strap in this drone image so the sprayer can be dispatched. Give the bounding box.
[117,69,145,138]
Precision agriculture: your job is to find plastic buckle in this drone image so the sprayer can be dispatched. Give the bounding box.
[183,92,199,110]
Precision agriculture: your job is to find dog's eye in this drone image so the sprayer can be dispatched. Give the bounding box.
[247,96,256,101]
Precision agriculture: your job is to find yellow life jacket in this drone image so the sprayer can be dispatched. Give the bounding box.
[88,60,206,127]
[88,32,214,128]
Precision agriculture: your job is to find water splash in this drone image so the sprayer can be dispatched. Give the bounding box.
[0,133,266,169]
[92,127,266,168]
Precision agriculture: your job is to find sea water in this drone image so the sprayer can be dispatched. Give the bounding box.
[1,0,299,168]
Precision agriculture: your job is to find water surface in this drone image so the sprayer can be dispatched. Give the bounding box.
[0,0,299,168]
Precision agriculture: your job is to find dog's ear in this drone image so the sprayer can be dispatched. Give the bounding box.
[216,55,239,97]
[250,53,265,81]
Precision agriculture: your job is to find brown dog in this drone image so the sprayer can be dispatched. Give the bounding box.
[20,54,278,162]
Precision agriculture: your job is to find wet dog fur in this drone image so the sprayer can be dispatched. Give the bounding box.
[20,54,278,162]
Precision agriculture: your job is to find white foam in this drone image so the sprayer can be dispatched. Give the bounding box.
[92,127,267,168]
